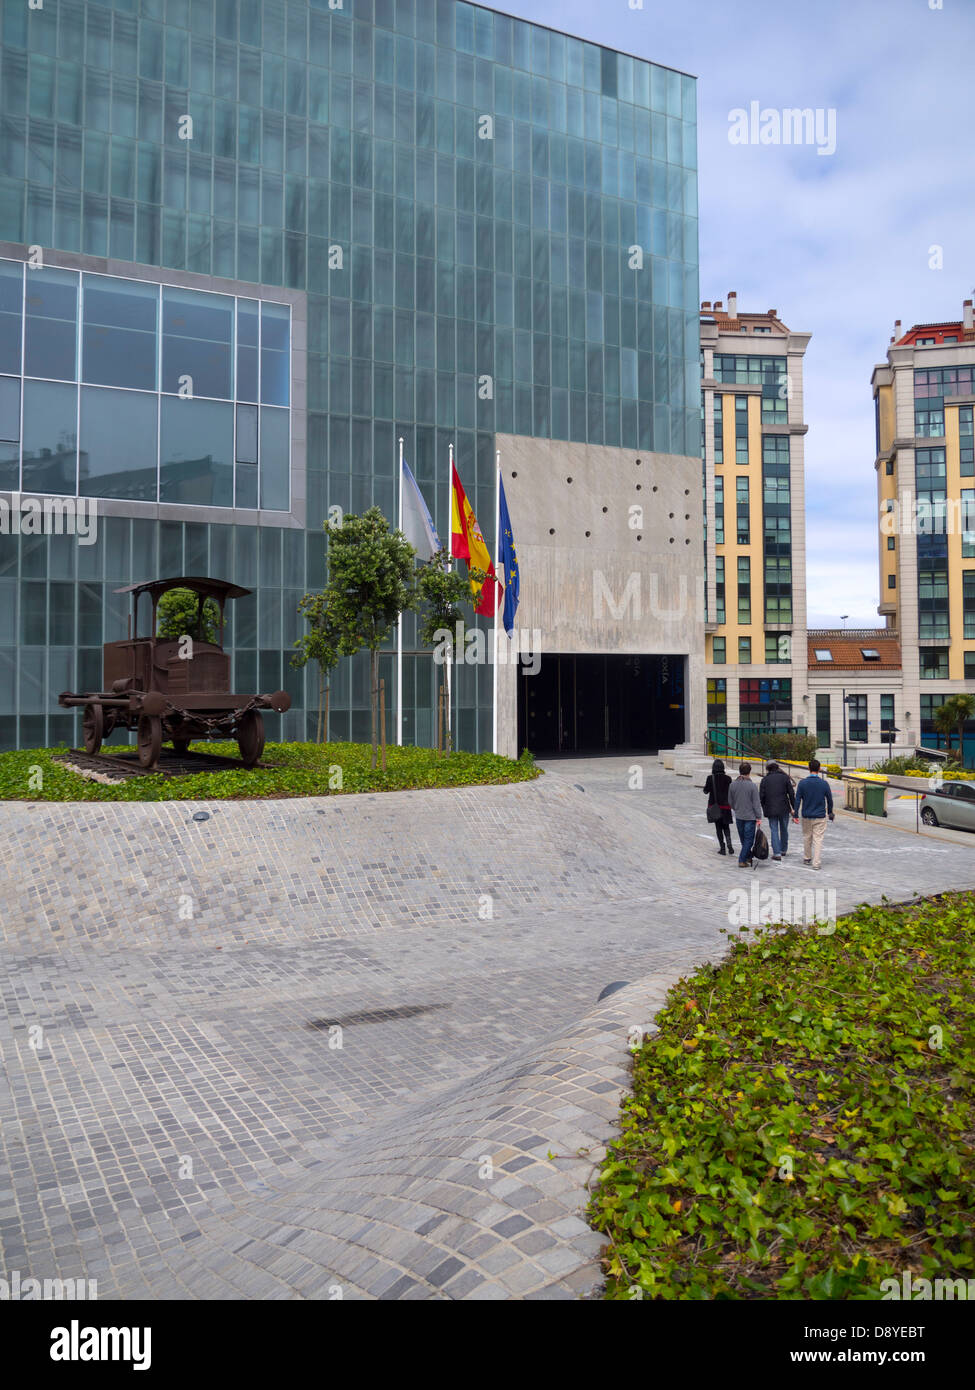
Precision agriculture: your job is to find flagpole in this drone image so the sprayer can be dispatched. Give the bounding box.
[492,449,501,755]
[446,443,454,752]
[396,436,404,747]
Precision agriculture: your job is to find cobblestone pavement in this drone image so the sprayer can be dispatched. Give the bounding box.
[1,757,972,1299]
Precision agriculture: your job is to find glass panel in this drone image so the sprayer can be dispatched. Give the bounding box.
[81,274,158,390]
[160,396,233,505]
[259,405,289,510]
[161,286,233,398]
[236,297,259,401]
[0,375,19,441]
[235,463,258,509]
[260,300,290,405]
[0,259,22,376]
[24,266,78,380]
[21,379,77,494]
[236,403,257,463]
[79,386,157,500]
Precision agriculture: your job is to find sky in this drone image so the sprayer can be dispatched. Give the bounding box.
[503,0,975,627]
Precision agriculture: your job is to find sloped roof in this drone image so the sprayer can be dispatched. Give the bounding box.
[807,632,901,670]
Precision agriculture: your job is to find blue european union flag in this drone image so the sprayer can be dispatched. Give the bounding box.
[499,476,519,636]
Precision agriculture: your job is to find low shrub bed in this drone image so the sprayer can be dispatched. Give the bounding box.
[0,741,540,802]
[590,892,975,1300]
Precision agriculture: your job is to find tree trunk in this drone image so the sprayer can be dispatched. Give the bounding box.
[317,666,324,743]
[325,678,330,745]
[370,648,379,769]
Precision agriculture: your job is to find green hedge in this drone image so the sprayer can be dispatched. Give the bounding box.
[590,893,975,1300]
[0,741,540,802]
[746,731,818,763]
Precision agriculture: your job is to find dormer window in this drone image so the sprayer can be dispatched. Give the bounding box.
[860,648,881,660]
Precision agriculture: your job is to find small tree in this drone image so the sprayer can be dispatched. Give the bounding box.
[325,507,416,769]
[292,588,342,743]
[940,692,975,765]
[933,699,958,754]
[415,549,486,753]
[156,587,223,644]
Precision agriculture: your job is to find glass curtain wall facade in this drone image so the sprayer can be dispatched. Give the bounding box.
[0,0,698,752]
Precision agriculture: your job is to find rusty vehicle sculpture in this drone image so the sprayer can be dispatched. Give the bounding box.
[59,576,291,769]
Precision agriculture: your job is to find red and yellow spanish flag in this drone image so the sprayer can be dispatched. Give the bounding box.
[450,461,502,616]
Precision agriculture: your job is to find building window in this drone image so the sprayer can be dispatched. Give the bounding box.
[738,636,751,664]
[816,693,830,745]
[965,652,975,681]
[735,395,749,464]
[920,648,949,680]
[915,367,975,439]
[707,678,727,726]
[739,678,792,729]
[737,555,751,623]
[713,395,723,465]
[885,459,894,475]
[765,633,791,663]
[960,407,974,477]
[965,571,975,640]
[881,693,895,735]
[860,648,881,661]
[714,474,724,544]
[887,536,895,550]
[847,693,867,742]
[814,648,833,661]
[765,555,792,622]
[962,490,975,558]
[715,554,725,624]
[736,475,750,543]
[712,636,726,664]
[921,693,949,738]
[888,574,896,589]
[0,258,292,510]
[918,560,948,637]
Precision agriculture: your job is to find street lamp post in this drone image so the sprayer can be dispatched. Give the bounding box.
[842,687,849,768]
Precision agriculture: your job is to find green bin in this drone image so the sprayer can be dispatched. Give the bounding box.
[863,782,887,817]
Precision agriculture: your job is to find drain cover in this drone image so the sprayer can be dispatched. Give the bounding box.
[192,811,211,822]
[307,1002,448,1029]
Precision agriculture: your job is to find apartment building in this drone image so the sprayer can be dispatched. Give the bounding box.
[872,299,975,756]
[701,294,809,742]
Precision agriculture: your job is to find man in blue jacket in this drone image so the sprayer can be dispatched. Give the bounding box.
[792,759,835,869]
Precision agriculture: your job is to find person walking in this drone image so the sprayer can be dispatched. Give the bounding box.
[792,758,835,870]
[728,762,763,869]
[703,758,734,855]
[759,760,795,861]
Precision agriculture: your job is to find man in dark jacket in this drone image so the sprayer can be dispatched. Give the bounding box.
[759,761,795,861]
[792,759,835,869]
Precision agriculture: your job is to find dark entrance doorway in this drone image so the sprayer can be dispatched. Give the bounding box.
[518,653,685,755]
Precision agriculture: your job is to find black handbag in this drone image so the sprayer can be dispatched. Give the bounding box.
[753,827,770,860]
[706,804,723,823]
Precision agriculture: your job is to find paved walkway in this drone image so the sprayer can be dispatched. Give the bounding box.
[1,758,972,1299]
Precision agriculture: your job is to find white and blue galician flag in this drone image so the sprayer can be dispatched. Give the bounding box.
[400,458,440,562]
[499,474,519,636]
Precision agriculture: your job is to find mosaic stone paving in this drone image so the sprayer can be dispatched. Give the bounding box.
[1,758,972,1299]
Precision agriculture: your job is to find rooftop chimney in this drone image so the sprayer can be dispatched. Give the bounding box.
[893,320,902,342]
[767,309,777,318]
[700,300,712,310]
[965,300,974,333]
[713,300,723,312]
[726,291,738,317]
